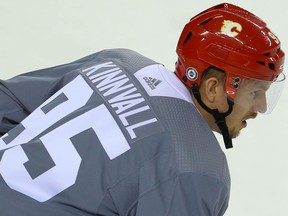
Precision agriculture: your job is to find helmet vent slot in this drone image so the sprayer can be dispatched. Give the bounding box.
[257,61,265,66]
[257,61,275,71]
[200,18,213,27]
[268,63,275,70]
[183,32,192,46]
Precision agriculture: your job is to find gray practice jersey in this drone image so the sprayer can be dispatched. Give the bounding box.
[0,49,230,216]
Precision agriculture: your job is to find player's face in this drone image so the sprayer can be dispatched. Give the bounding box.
[225,79,270,138]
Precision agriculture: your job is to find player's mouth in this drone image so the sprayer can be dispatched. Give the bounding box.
[241,113,257,128]
[241,120,248,128]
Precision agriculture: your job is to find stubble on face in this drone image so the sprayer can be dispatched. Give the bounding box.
[226,108,258,138]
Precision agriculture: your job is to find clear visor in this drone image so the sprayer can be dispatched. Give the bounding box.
[232,72,286,115]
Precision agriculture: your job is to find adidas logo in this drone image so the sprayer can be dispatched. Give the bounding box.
[143,77,162,90]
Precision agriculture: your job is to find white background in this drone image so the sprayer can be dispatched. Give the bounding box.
[0,0,287,215]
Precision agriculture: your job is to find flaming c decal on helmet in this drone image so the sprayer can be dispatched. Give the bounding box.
[221,20,242,37]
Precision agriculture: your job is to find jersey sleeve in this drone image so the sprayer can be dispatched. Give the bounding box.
[133,173,229,216]
[0,85,28,135]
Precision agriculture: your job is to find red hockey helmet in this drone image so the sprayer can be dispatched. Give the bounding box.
[176,3,285,113]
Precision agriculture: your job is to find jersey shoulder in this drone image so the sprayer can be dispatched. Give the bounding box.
[76,48,157,74]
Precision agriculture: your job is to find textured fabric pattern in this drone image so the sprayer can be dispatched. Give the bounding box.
[151,96,230,187]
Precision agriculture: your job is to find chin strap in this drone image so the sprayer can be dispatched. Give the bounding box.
[191,84,234,149]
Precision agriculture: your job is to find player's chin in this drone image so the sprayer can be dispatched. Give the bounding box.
[229,128,241,139]
[213,125,241,139]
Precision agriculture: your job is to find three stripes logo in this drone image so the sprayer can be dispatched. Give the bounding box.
[143,77,162,90]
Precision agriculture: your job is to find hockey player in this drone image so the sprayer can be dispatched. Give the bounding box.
[0,3,285,216]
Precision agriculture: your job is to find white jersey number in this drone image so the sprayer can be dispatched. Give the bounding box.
[0,75,130,202]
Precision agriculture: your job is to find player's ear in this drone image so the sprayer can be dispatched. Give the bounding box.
[201,77,221,103]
